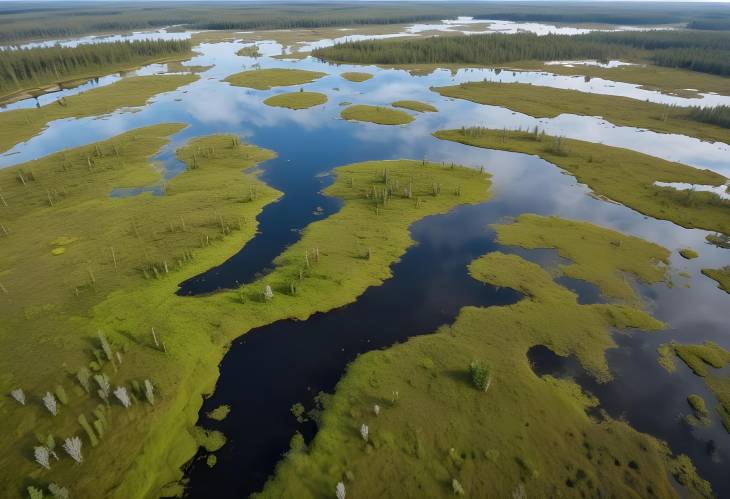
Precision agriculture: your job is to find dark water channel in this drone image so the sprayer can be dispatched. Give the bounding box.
[1,35,729,499]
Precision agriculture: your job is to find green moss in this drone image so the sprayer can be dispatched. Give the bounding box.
[341,72,373,82]
[657,343,677,373]
[206,405,231,421]
[391,100,437,113]
[206,454,218,468]
[341,105,414,125]
[674,342,730,376]
[687,394,709,417]
[432,81,730,144]
[193,427,227,452]
[494,214,670,303]
[0,74,198,154]
[706,377,730,432]
[679,248,699,260]
[224,68,326,90]
[701,266,730,294]
[434,128,730,236]
[258,250,708,499]
[237,45,261,57]
[264,91,328,109]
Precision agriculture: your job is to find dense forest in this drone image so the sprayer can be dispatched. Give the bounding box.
[0,39,191,95]
[314,30,730,77]
[684,105,730,129]
[1,1,729,43]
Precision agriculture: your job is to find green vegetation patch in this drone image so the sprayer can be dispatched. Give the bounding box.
[657,343,677,372]
[341,105,414,125]
[679,248,699,260]
[193,427,227,452]
[687,394,709,418]
[258,250,709,498]
[206,405,231,421]
[341,72,373,82]
[494,214,669,303]
[432,82,730,144]
[392,100,437,113]
[674,342,730,376]
[264,91,328,110]
[701,266,730,294]
[0,74,199,154]
[224,68,326,90]
[672,343,730,433]
[434,128,730,236]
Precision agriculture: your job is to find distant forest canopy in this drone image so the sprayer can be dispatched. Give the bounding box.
[313,30,730,77]
[0,1,729,43]
[0,39,191,95]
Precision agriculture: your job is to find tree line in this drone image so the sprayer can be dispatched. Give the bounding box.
[313,29,730,77]
[1,2,728,44]
[0,39,191,95]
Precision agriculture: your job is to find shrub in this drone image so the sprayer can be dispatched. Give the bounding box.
[469,361,492,392]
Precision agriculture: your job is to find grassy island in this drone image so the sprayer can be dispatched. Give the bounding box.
[434,127,730,236]
[341,72,373,82]
[264,91,328,109]
[0,74,199,155]
[392,100,437,113]
[224,68,326,90]
[341,104,414,125]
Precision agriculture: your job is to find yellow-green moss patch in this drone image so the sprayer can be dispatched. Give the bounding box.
[392,100,437,113]
[679,248,699,260]
[224,68,326,90]
[674,342,730,376]
[435,128,730,235]
[206,405,231,421]
[264,91,328,109]
[433,81,730,144]
[341,72,373,82]
[341,105,414,125]
[494,214,669,303]
[701,266,730,294]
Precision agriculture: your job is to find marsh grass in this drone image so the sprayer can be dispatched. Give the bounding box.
[434,127,730,236]
[391,100,437,113]
[263,91,328,110]
[432,81,730,144]
[0,74,199,154]
[341,105,414,125]
[224,68,326,90]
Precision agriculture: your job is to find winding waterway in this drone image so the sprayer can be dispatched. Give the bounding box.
[2,25,729,498]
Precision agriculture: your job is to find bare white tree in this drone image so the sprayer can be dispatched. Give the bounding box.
[42,392,58,416]
[263,285,273,301]
[336,481,346,499]
[452,478,465,495]
[360,424,368,442]
[76,368,91,393]
[34,446,51,469]
[48,483,70,499]
[27,486,44,499]
[62,436,83,464]
[373,404,380,416]
[144,379,155,405]
[94,374,111,402]
[114,386,131,408]
[116,351,123,364]
[98,330,113,362]
[10,388,25,405]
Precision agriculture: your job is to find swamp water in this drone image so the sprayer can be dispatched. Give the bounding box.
[1,31,729,498]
